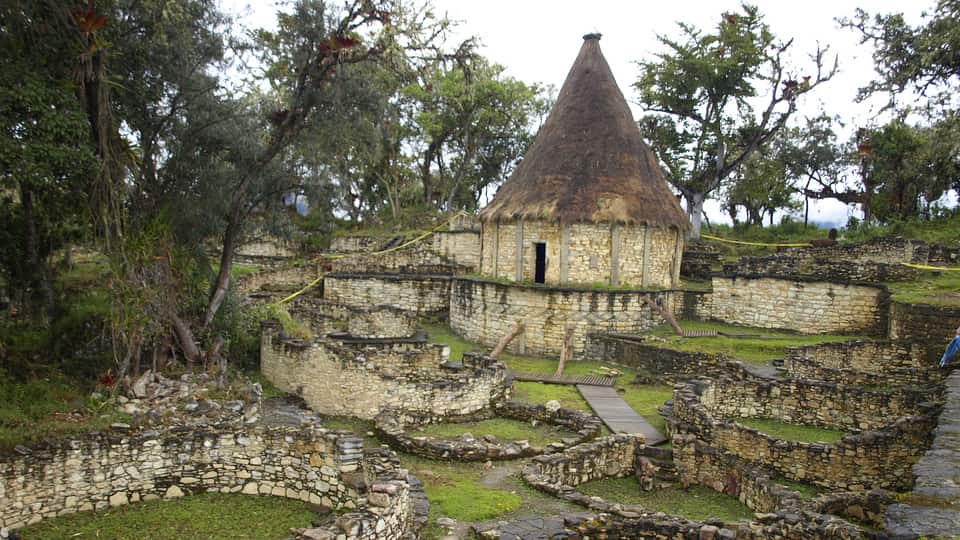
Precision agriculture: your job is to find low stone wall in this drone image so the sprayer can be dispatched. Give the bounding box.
[374,401,602,461]
[561,509,866,539]
[670,379,938,490]
[786,340,926,372]
[329,231,479,274]
[680,244,722,280]
[522,434,643,492]
[782,236,930,265]
[324,273,450,315]
[0,423,415,537]
[709,275,889,335]
[237,264,320,298]
[450,277,668,357]
[686,374,932,432]
[261,325,509,420]
[889,301,960,361]
[781,354,941,388]
[345,305,417,339]
[585,335,739,383]
[723,256,921,282]
[672,435,804,514]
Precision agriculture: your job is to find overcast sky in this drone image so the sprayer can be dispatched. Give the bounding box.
[225,0,934,227]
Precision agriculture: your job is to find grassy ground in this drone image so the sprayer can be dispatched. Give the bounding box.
[17,493,317,539]
[774,476,822,498]
[0,378,129,450]
[576,476,753,522]
[733,417,846,444]
[649,320,866,364]
[885,271,960,306]
[422,323,673,435]
[411,418,576,447]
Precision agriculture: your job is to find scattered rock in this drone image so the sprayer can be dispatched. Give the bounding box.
[545,400,561,413]
[436,517,457,528]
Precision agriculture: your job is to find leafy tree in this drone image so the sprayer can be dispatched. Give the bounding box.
[842,0,960,109]
[403,54,548,212]
[723,145,800,227]
[635,3,836,238]
[779,115,848,227]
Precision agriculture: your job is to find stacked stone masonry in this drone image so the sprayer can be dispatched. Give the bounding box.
[783,340,940,387]
[724,256,921,282]
[374,401,602,461]
[260,324,509,420]
[480,220,682,288]
[449,277,668,357]
[888,301,960,361]
[670,378,938,490]
[708,275,889,335]
[0,424,416,540]
[324,273,450,315]
[329,231,480,274]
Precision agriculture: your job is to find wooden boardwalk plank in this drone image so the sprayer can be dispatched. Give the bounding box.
[577,384,667,445]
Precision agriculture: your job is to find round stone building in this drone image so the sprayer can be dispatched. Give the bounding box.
[450,34,690,358]
[478,33,689,289]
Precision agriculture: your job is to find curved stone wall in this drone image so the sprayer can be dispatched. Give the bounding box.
[670,379,938,490]
[449,277,669,357]
[374,401,602,461]
[261,325,510,420]
[0,423,414,536]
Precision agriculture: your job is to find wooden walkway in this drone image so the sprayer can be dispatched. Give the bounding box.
[511,371,615,387]
[577,385,667,445]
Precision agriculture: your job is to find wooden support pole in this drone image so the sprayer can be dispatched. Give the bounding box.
[491,321,525,360]
[555,325,576,376]
[641,295,682,335]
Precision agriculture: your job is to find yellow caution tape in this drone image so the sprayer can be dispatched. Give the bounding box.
[900,262,960,272]
[700,233,810,248]
[268,211,471,306]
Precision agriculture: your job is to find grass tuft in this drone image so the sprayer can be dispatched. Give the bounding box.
[577,476,753,522]
[18,493,316,539]
[429,481,521,521]
[733,417,846,444]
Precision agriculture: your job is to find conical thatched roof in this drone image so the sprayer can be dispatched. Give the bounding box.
[481,34,689,229]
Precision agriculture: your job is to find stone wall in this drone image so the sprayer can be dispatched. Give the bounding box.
[672,435,804,514]
[324,273,450,315]
[329,231,480,274]
[687,375,932,432]
[522,434,642,490]
[708,275,889,335]
[329,235,393,254]
[782,340,939,387]
[260,324,509,420]
[670,379,937,490]
[889,301,960,361]
[237,264,320,298]
[0,423,398,532]
[782,236,930,264]
[374,401,602,461]
[479,220,682,288]
[585,335,738,383]
[449,277,668,357]
[345,305,417,339]
[724,256,921,282]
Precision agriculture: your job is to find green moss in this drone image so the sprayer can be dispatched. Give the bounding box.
[733,417,846,444]
[649,321,867,364]
[577,477,753,522]
[429,481,521,521]
[19,493,316,539]
[619,384,673,436]
[411,418,575,447]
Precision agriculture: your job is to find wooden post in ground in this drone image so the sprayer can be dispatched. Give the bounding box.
[491,321,525,360]
[555,325,576,376]
[642,295,683,335]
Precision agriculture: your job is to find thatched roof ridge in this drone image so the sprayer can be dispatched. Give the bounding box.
[481,35,689,230]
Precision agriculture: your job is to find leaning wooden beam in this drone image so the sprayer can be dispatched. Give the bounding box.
[555,325,576,376]
[641,295,682,335]
[491,321,525,360]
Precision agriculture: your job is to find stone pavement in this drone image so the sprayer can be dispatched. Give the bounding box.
[472,513,594,539]
[884,369,960,539]
[577,384,667,445]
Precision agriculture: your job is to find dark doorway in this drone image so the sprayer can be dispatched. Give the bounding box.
[534,242,546,284]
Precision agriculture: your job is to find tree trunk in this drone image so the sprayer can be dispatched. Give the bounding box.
[171,314,200,370]
[555,325,576,376]
[20,184,55,318]
[203,209,241,327]
[686,192,705,239]
[490,321,524,360]
[642,295,682,335]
